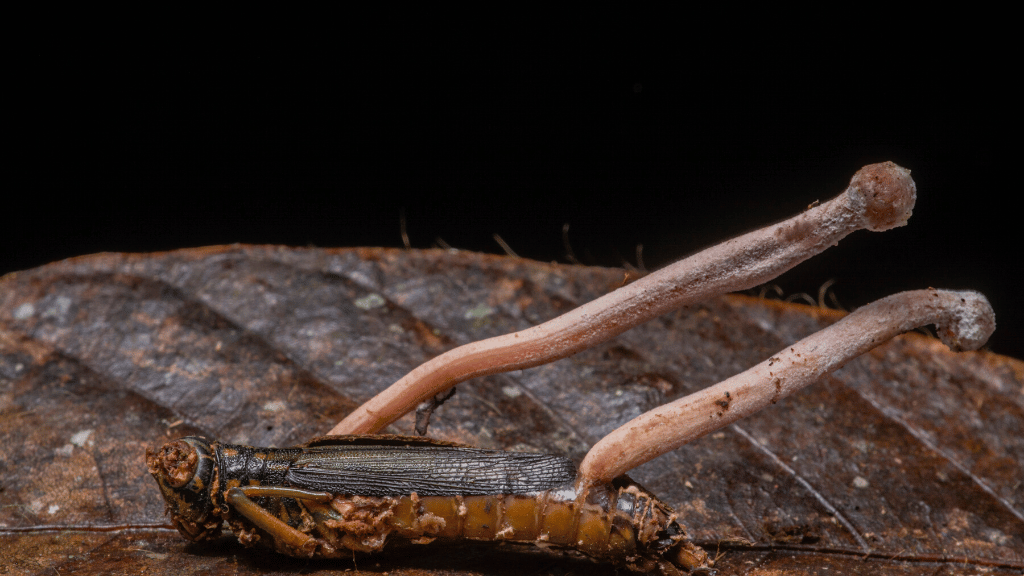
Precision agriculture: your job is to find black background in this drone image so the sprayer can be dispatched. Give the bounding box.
[8,13,1019,359]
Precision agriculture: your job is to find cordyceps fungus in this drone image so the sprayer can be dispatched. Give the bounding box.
[578,289,994,484]
[331,162,919,437]
[146,162,998,575]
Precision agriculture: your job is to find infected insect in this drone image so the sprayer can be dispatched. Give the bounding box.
[148,162,995,574]
[147,435,709,574]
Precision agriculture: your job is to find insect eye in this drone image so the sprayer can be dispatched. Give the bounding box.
[147,439,200,488]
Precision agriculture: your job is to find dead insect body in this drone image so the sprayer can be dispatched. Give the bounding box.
[147,163,998,574]
[147,434,709,574]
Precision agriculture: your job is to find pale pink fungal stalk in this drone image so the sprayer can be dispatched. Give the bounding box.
[331,161,918,436]
[577,288,995,485]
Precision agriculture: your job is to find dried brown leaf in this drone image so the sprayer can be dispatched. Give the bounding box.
[1,246,1021,575]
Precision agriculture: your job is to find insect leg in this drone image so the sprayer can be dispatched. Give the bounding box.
[414,387,457,435]
[226,486,332,556]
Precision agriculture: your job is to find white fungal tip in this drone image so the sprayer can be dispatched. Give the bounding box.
[936,290,995,351]
[849,161,917,231]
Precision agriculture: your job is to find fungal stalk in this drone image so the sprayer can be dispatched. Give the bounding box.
[331,162,917,436]
[578,288,995,485]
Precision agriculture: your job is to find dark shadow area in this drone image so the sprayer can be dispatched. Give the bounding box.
[8,16,1017,359]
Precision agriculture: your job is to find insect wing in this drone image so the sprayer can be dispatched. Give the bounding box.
[285,445,576,496]
[302,434,466,449]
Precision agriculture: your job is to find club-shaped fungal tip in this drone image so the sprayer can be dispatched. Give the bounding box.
[849,161,917,231]
[935,290,996,352]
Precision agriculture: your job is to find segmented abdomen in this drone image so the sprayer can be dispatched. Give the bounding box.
[280,477,707,573]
